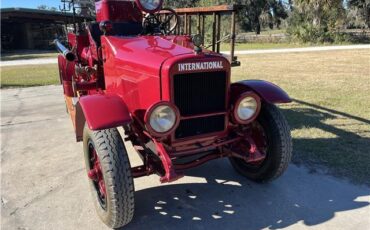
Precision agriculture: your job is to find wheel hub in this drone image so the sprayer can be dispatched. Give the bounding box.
[246,122,268,164]
[229,122,268,165]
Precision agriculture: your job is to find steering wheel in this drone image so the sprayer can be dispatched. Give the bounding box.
[142,8,179,35]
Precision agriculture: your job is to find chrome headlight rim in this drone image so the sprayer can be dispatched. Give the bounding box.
[135,0,164,13]
[144,101,180,137]
[233,92,261,125]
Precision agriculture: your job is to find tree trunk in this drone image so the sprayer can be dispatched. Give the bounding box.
[255,16,261,35]
[312,2,322,27]
[256,22,261,34]
[366,2,370,29]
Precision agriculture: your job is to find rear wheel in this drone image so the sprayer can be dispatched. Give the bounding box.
[83,126,135,229]
[229,103,292,182]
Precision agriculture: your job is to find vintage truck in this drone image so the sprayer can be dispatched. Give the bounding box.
[56,0,292,228]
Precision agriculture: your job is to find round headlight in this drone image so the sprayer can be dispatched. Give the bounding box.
[145,102,180,136]
[135,0,163,13]
[234,93,261,124]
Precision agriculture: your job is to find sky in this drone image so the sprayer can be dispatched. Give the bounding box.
[1,0,62,9]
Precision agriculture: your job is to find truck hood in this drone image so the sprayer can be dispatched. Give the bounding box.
[102,35,194,76]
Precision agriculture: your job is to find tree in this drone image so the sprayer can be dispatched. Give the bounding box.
[166,0,288,34]
[347,0,370,28]
[165,0,200,8]
[287,0,346,42]
[37,5,57,11]
[74,0,96,17]
[238,0,288,34]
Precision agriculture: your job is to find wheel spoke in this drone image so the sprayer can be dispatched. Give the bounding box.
[99,180,107,198]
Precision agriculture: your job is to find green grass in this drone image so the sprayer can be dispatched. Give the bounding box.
[239,29,286,36]
[1,64,59,88]
[221,42,355,51]
[1,52,58,61]
[233,49,370,185]
[221,42,309,51]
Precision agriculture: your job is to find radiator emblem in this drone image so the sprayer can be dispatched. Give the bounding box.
[178,61,223,72]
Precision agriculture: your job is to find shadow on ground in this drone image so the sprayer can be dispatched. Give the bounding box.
[122,99,370,230]
[124,160,369,230]
[282,99,370,185]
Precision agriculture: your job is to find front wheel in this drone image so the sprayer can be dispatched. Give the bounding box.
[83,126,135,229]
[229,103,292,182]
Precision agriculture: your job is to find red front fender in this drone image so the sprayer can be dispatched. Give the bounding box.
[231,80,292,104]
[79,94,132,131]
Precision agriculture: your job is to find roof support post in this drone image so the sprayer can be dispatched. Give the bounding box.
[184,14,187,34]
[230,11,236,63]
[216,13,221,53]
[212,12,216,52]
[201,15,206,44]
[188,15,192,35]
[197,13,201,34]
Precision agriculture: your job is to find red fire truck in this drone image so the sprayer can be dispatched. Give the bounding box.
[56,0,292,228]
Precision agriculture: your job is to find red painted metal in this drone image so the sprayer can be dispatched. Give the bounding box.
[248,121,269,164]
[161,54,230,101]
[96,0,143,23]
[231,80,292,104]
[163,35,194,49]
[181,111,227,120]
[57,55,75,97]
[79,94,132,131]
[88,148,107,198]
[57,1,291,184]
[101,35,193,114]
[152,139,184,183]
[67,33,89,59]
[224,122,268,165]
[242,135,266,163]
[64,96,86,142]
[161,55,231,143]
[171,127,268,171]
[85,29,100,63]
[174,152,226,171]
[170,137,240,157]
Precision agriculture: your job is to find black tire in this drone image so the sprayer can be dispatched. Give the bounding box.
[83,126,135,229]
[229,103,292,182]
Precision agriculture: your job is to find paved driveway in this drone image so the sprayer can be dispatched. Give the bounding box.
[1,86,369,230]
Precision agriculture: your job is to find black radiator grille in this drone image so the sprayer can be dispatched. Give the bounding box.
[175,115,226,139]
[173,71,227,116]
[173,71,227,139]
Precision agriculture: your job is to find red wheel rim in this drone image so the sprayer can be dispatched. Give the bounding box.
[230,121,269,166]
[248,121,269,165]
[251,122,268,151]
[87,141,107,210]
